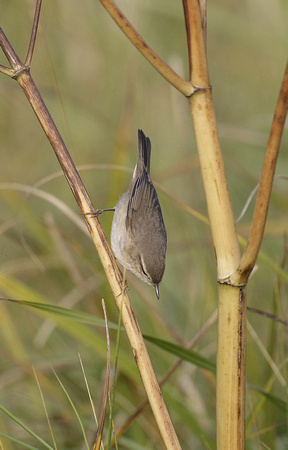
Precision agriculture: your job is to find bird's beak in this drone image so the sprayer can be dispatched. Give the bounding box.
[154,285,160,299]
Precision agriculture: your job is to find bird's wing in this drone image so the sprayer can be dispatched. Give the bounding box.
[126,171,158,230]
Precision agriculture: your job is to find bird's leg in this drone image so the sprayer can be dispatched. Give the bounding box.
[83,208,115,217]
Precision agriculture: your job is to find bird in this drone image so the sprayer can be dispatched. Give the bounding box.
[110,129,167,298]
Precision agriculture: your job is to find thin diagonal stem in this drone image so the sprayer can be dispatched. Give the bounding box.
[111,310,218,445]
[0,16,181,450]
[0,0,42,73]
[0,63,14,76]
[99,0,194,97]
[0,27,22,71]
[25,0,43,66]
[233,64,288,286]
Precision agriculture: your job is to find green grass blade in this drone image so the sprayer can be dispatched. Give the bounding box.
[144,335,216,373]
[0,404,53,449]
[144,337,287,413]
[52,369,89,450]
[0,432,41,449]
[249,384,288,412]
[2,297,119,329]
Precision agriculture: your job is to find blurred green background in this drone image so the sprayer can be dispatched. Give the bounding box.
[0,0,287,448]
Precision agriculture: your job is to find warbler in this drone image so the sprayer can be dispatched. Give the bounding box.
[111,129,167,298]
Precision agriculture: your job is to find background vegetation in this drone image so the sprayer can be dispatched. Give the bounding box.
[0,0,287,448]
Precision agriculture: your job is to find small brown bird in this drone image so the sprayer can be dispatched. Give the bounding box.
[111,130,167,298]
